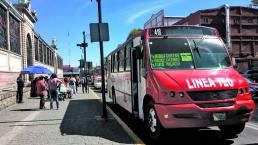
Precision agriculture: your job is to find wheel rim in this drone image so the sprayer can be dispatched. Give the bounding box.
[148,108,157,133]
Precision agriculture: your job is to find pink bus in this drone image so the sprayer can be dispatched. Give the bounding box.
[106,26,255,140]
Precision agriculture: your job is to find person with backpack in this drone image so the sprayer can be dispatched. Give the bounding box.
[48,73,62,110]
[36,76,47,109]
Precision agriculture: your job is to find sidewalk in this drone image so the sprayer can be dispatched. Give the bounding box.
[0,87,136,145]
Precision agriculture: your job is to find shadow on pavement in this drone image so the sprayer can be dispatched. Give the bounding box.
[59,99,135,144]
[108,103,237,145]
[10,108,41,111]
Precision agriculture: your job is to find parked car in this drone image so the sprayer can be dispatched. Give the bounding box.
[240,70,258,82]
[244,77,258,100]
[94,77,107,91]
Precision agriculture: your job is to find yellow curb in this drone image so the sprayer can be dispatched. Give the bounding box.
[89,88,145,145]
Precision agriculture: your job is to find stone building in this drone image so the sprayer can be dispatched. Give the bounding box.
[0,0,63,109]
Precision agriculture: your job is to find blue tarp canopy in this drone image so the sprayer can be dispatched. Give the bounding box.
[20,65,53,74]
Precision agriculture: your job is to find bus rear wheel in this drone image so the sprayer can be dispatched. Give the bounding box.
[218,123,245,135]
[144,100,163,140]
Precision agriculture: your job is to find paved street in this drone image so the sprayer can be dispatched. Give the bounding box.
[93,88,258,145]
[0,87,136,145]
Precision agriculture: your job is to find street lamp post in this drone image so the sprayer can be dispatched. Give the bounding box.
[95,0,107,119]
[76,32,88,76]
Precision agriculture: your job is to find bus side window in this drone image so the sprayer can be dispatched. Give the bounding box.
[119,48,125,72]
[125,44,131,71]
[142,41,146,78]
[114,53,118,72]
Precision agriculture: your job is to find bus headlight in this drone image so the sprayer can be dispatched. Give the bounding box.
[179,92,184,98]
[170,91,175,97]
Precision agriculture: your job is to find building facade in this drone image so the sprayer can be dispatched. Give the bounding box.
[174,5,258,71]
[144,10,185,29]
[0,0,63,89]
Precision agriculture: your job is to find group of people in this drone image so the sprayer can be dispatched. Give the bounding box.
[16,73,89,110]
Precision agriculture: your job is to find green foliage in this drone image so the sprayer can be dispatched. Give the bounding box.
[127,28,142,40]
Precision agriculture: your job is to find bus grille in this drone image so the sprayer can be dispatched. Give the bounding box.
[196,102,235,108]
[187,89,238,101]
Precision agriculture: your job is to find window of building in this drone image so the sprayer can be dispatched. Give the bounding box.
[34,37,39,61]
[43,44,47,64]
[39,41,43,63]
[46,47,49,65]
[248,18,253,23]
[233,18,239,24]
[0,6,7,50]
[202,17,209,24]
[9,15,20,54]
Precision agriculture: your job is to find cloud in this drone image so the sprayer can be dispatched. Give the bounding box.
[126,1,173,24]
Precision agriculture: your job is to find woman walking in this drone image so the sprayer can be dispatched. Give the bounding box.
[48,73,62,110]
[36,76,47,109]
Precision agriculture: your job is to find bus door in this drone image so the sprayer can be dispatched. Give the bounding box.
[131,49,139,116]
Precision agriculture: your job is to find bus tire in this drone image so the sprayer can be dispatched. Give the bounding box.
[144,100,163,140]
[218,123,245,135]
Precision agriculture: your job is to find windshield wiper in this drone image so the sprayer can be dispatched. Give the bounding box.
[193,40,201,57]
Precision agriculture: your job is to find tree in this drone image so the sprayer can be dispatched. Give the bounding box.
[126,28,142,40]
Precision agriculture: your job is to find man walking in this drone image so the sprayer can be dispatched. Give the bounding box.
[16,74,24,103]
[81,75,88,93]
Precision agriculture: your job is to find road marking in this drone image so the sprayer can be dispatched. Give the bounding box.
[0,111,41,145]
[246,124,258,131]
[247,122,258,129]
[89,88,145,145]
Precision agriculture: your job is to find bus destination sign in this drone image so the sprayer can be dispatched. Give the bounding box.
[150,26,216,37]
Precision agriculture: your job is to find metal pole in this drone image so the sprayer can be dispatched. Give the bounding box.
[97,0,107,119]
[83,32,87,75]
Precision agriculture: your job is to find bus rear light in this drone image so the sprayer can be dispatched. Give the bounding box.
[170,91,175,97]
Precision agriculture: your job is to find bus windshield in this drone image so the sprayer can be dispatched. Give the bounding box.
[149,38,231,70]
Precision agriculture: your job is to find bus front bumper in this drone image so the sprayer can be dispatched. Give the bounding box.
[155,100,255,129]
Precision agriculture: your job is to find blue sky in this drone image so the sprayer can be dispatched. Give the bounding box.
[10,0,252,67]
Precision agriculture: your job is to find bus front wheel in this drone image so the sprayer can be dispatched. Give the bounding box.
[218,123,245,135]
[144,100,164,140]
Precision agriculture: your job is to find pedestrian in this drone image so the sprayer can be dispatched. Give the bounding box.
[48,73,62,110]
[44,76,50,99]
[36,76,47,109]
[16,74,24,103]
[86,75,89,93]
[69,76,77,95]
[75,75,80,93]
[81,75,87,93]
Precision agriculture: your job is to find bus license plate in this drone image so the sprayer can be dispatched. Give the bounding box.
[213,112,226,121]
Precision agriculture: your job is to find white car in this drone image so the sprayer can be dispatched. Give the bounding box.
[94,77,107,90]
